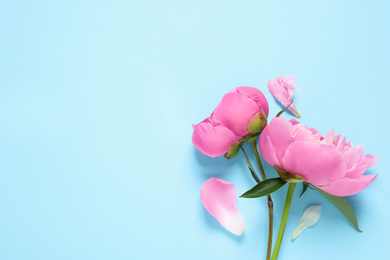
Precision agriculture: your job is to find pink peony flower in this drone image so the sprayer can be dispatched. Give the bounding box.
[200,178,245,235]
[259,117,377,196]
[192,87,269,158]
[268,75,300,117]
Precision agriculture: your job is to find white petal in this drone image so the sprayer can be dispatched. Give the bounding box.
[291,205,322,240]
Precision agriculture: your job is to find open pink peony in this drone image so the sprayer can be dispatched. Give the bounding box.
[259,117,377,196]
[192,87,269,158]
[200,178,245,235]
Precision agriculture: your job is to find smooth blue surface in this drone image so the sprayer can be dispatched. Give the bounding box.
[0,1,389,259]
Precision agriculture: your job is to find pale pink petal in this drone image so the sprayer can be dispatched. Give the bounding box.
[281,141,346,185]
[354,145,365,157]
[336,137,352,154]
[342,148,362,171]
[291,123,321,142]
[261,117,294,166]
[285,103,300,118]
[212,92,259,137]
[259,128,281,169]
[362,154,378,168]
[346,154,378,178]
[200,178,245,235]
[268,75,300,117]
[192,119,240,158]
[315,175,377,197]
[262,117,314,167]
[230,86,269,117]
[290,119,321,141]
[281,75,296,97]
[268,78,289,106]
[322,130,342,146]
[289,119,300,125]
[307,127,322,142]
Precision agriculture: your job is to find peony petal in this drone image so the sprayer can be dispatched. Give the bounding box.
[267,78,289,106]
[291,205,322,240]
[342,147,362,172]
[281,75,296,97]
[192,119,240,158]
[259,128,281,169]
[291,119,321,142]
[363,154,378,168]
[316,175,377,197]
[282,141,346,186]
[261,117,314,168]
[212,92,259,137]
[289,119,299,125]
[291,123,321,143]
[345,153,377,179]
[261,117,294,167]
[322,130,342,146]
[200,178,245,235]
[268,75,300,117]
[230,86,269,117]
[287,103,300,118]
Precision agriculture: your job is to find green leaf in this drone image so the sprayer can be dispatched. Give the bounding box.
[240,146,261,183]
[240,178,287,198]
[240,146,260,183]
[313,186,362,232]
[247,165,260,184]
[245,157,257,180]
[276,98,295,117]
[299,182,308,198]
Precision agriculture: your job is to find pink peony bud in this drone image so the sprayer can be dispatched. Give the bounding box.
[259,117,377,196]
[192,87,269,158]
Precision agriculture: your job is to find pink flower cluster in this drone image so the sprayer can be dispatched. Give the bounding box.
[192,75,377,235]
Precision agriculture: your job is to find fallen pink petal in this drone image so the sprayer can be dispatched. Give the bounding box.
[200,178,246,236]
[268,75,301,117]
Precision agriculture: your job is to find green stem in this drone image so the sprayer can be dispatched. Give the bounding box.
[249,139,273,260]
[249,139,266,180]
[240,147,261,183]
[266,194,273,260]
[271,182,296,260]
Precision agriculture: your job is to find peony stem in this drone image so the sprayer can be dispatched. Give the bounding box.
[249,139,266,180]
[271,182,296,260]
[249,139,273,260]
[266,195,274,260]
[240,147,261,183]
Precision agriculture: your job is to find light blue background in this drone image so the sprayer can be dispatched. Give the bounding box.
[1,1,389,259]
